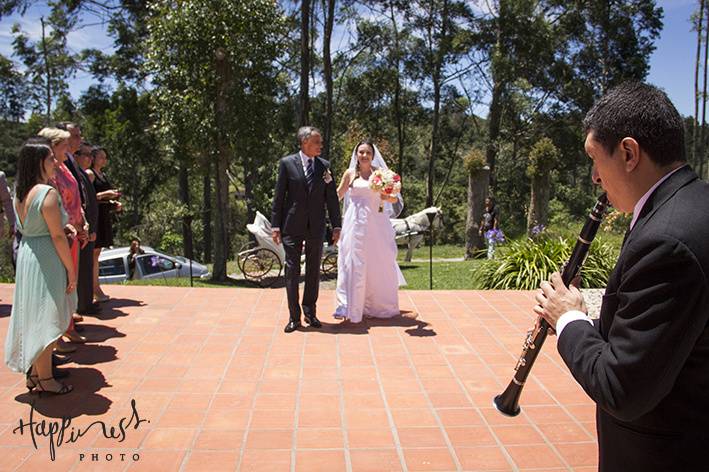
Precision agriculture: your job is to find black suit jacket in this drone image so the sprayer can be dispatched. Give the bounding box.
[271,153,341,239]
[558,166,709,472]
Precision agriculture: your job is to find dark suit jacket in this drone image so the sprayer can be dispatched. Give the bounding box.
[558,166,709,472]
[79,167,98,234]
[271,153,341,239]
[65,157,98,233]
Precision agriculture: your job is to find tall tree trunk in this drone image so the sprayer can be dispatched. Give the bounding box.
[694,0,705,169]
[389,1,405,179]
[527,174,550,234]
[213,48,231,281]
[426,0,448,208]
[465,167,490,259]
[40,17,51,124]
[299,0,311,127]
[179,158,193,259]
[131,161,140,227]
[486,79,503,190]
[202,159,212,263]
[702,9,709,180]
[321,0,335,160]
[428,74,441,207]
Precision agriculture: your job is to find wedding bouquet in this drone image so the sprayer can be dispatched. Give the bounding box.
[369,169,402,212]
[484,228,505,244]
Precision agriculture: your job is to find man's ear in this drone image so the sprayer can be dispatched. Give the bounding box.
[620,137,641,172]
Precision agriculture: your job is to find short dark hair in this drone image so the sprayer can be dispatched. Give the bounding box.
[16,137,53,202]
[90,146,108,169]
[583,82,685,166]
[75,141,92,156]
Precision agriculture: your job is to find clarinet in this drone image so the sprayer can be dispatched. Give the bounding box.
[493,193,609,417]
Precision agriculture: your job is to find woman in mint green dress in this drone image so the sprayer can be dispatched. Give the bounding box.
[4,138,77,395]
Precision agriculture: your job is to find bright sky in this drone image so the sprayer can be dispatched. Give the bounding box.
[0,0,700,118]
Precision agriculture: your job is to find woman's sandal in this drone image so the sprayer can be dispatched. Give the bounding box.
[55,341,77,354]
[34,378,73,396]
[94,294,109,303]
[64,330,87,344]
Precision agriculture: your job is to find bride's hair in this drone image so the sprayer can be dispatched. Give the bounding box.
[352,139,376,186]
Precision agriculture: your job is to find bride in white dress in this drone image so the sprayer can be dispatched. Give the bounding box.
[333,141,405,323]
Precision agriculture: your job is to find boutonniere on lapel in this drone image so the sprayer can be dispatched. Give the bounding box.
[323,169,333,184]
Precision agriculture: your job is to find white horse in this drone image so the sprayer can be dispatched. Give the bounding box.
[391,207,443,262]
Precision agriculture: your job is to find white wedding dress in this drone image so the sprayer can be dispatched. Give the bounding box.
[334,176,405,322]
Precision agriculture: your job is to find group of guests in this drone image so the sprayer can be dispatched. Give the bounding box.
[3,122,119,396]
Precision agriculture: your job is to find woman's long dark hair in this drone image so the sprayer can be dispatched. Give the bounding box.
[16,137,53,203]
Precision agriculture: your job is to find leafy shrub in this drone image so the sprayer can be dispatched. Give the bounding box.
[474,236,618,290]
[158,231,183,255]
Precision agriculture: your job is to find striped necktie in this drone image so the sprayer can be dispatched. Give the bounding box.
[305,158,314,190]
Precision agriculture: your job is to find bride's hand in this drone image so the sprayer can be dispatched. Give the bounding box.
[380,192,397,202]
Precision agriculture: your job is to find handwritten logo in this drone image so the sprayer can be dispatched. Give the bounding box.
[12,399,149,461]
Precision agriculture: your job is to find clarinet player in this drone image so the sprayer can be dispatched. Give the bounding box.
[535,82,709,472]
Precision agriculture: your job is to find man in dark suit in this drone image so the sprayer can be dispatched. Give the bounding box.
[75,141,100,316]
[271,127,342,333]
[536,82,709,471]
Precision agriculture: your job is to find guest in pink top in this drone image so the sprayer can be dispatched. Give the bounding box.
[37,128,88,346]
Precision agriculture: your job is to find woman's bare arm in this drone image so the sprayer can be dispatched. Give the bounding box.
[337,169,354,201]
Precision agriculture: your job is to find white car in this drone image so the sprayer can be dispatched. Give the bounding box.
[98,246,211,283]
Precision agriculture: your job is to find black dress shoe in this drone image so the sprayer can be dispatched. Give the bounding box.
[284,321,301,333]
[52,354,72,366]
[304,315,322,328]
[52,367,70,379]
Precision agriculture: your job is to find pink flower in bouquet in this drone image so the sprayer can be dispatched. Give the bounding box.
[370,169,401,212]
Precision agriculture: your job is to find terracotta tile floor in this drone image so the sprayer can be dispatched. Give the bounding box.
[0,284,597,471]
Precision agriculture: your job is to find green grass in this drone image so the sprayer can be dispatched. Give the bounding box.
[397,244,467,261]
[399,259,485,290]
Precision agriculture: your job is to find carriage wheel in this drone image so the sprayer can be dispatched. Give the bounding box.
[321,251,338,279]
[236,243,257,278]
[240,248,282,287]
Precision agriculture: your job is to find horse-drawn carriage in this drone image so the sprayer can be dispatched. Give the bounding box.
[391,206,443,261]
[236,211,338,286]
[237,206,441,285]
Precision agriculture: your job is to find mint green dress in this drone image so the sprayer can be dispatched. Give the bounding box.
[4,184,76,373]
